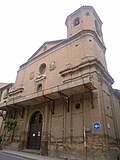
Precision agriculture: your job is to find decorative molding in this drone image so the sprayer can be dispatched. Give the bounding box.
[59,58,114,85]
[97,74,103,86]
[29,72,34,80]
[8,86,24,97]
[35,74,46,82]
[49,61,56,71]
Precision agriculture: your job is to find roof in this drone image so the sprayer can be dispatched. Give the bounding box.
[0,83,13,90]
[0,83,9,89]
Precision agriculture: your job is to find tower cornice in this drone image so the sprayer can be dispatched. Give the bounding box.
[65,6,102,26]
[67,29,106,52]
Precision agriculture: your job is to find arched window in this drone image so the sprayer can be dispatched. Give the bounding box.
[30,111,42,124]
[74,17,80,26]
[37,84,42,92]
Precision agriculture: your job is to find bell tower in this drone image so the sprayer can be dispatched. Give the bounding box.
[65,6,107,70]
[65,6,104,44]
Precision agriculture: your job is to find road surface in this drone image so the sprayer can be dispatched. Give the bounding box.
[0,151,28,160]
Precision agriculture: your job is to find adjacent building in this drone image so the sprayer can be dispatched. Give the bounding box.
[0,83,13,130]
[0,6,120,160]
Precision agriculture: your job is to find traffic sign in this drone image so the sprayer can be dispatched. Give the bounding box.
[93,122,101,131]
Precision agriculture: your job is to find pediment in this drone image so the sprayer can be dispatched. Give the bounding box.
[0,83,9,89]
[28,39,64,61]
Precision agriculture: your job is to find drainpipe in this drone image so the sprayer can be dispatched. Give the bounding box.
[83,93,87,160]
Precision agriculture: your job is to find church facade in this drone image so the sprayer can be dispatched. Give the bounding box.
[0,6,120,160]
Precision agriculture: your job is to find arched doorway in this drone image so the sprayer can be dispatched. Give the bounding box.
[27,111,42,149]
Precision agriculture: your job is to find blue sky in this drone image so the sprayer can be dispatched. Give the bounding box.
[0,0,120,89]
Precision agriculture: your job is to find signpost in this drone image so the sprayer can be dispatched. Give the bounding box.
[93,122,101,131]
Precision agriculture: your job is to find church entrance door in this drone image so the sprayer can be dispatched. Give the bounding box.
[27,111,42,149]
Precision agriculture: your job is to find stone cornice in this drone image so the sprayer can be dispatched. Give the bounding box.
[69,30,106,52]
[59,58,114,85]
[8,87,24,97]
[113,89,120,99]
[65,6,103,26]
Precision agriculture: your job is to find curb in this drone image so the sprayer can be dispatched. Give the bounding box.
[1,150,65,160]
[1,151,37,160]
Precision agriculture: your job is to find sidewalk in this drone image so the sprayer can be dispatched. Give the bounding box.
[1,149,64,160]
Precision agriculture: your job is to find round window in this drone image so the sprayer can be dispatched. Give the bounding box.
[39,63,46,74]
[37,84,42,92]
[75,103,81,109]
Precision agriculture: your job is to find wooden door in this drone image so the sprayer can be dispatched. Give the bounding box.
[27,111,42,149]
